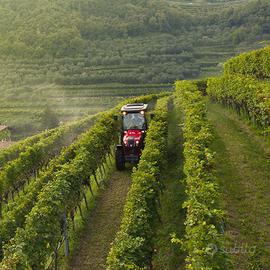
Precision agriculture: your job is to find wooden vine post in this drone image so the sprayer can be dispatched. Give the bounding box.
[92,170,100,187]
[0,196,2,219]
[63,210,70,257]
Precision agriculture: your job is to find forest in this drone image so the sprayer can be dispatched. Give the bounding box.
[0,0,269,58]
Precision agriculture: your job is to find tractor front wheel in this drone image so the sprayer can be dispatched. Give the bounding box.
[116,147,125,170]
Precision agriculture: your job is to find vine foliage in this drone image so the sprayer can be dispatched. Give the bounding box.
[173,81,227,270]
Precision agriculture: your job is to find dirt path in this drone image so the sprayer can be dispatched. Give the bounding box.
[67,170,131,270]
[152,102,186,270]
[207,102,270,269]
[0,141,13,150]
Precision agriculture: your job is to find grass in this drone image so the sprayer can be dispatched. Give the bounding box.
[211,101,270,154]
[60,156,134,270]
[56,153,114,268]
[207,101,270,269]
[152,100,186,270]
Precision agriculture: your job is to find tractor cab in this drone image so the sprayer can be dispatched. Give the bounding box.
[116,103,148,170]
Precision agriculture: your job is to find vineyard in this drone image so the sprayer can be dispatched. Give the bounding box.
[0,44,269,270]
[2,0,270,140]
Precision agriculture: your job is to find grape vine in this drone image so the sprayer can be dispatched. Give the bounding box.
[173,81,228,270]
[207,75,270,134]
[224,46,270,79]
[0,115,98,208]
[0,93,164,269]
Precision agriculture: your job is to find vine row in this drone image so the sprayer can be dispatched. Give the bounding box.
[0,129,54,169]
[0,115,101,169]
[224,46,270,79]
[0,115,98,206]
[207,75,270,133]
[0,135,80,259]
[173,81,227,269]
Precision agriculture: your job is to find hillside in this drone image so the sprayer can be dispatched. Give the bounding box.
[1,0,270,140]
[0,0,269,58]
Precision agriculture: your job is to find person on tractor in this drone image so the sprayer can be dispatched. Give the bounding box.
[123,113,146,130]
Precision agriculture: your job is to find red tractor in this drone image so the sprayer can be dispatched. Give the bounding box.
[115,103,149,170]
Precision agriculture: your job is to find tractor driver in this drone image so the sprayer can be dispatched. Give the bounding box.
[123,113,146,130]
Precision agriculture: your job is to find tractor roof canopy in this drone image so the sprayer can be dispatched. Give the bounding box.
[121,103,148,113]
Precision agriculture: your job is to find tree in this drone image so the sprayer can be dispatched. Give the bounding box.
[39,106,59,130]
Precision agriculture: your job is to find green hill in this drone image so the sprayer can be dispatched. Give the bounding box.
[0,0,270,139]
[0,0,269,58]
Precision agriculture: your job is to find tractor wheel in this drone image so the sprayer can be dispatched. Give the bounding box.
[116,148,125,171]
